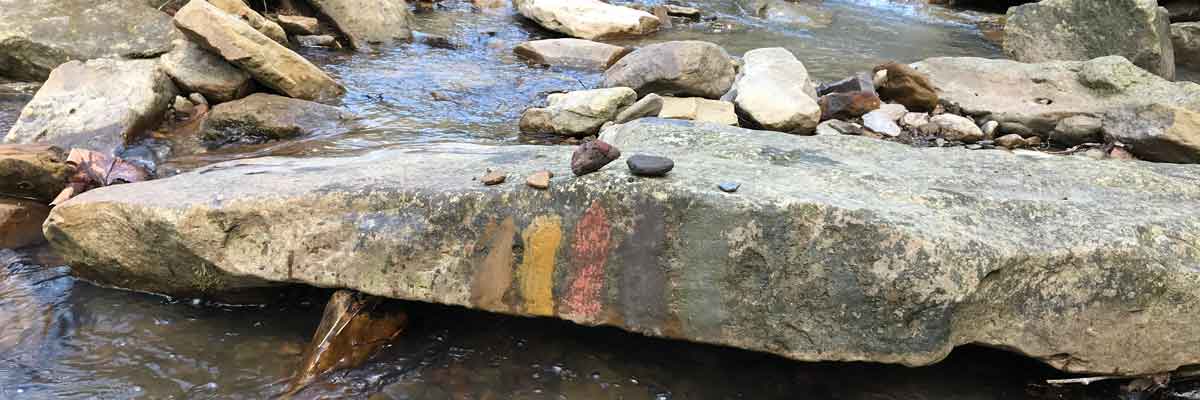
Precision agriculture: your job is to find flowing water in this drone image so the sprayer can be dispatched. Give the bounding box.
[0,0,1148,398]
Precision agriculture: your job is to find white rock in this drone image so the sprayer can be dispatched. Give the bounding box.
[899,112,930,129]
[519,87,638,136]
[931,114,984,143]
[862,109,901,137]
[731,48,821,134]
[513,0,660,40]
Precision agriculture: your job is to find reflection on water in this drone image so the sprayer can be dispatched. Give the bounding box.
[2,247,1105,400]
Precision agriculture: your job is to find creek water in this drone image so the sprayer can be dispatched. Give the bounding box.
[0,0,1149,399]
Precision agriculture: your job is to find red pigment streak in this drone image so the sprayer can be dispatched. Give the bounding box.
[563,201,611,320]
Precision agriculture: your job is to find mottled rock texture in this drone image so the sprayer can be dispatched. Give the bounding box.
[46,118,1200,376]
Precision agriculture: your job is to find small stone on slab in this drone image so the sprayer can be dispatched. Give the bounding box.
[526,170,552,189]
[482,170,507,185]
[626,154,674,177]
[571,140,621,176]
[718,182,740,193]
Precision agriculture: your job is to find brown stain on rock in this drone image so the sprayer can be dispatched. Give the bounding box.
[517,215,563,316]
[469,216,517,312]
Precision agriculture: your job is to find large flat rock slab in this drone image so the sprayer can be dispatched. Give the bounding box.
[45,119,1200,375]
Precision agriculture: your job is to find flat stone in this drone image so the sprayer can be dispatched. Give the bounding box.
[717,182,740,192]
[0,198,49,249]
[732,48,820,134]
[526,170,552,189]
[519,87,637,137]
[174,0,345,102]
[0,0,179,81]
[659,97,738,126]
[603,41,737,99]
[278,15,321,36]
[44,118,1200,375]
[200,93,355,147]
[912,56,1200,135]
[626,154,674,177]
[571,139,621,176]
[513,0,659,40]
[159,39,254,103]
[208,0,289,44]
[862,109,901,137]
[613,94,664,124]
[514,39,632,70]
[815,120,863,136]
[481,170,507,185]
[1004,0,1174,79]
[817,72,875,97]
[819,92,880,121]
[4,58,176,155]
[306,0,413,50]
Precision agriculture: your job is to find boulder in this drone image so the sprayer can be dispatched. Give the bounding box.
[0,198,49,249]
[513,39,632,70]
[519,88,636,137]
[1172,23,1200,66]
[159,39,254,103]
[1004,0,1175,79]
[277,15,320,36]
[1104,103,1200,163]
[731,48,821,134]
[0,145,73,203]
[614,93,664,124]
[46,118,1200,376]
[305,0,413,50]
[602,41,737,99]
[207,0,289,45]
[659,97,738,125]
[4,59,176,156]
[0,0,178,81]
[174,0,345,102]
[513,0,659,40]
[912,56,1200,136]
[201,93,355,147]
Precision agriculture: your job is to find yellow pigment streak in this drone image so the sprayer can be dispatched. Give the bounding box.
[518,216,562,316]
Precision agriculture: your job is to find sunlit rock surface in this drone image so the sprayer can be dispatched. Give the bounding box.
[46,118,1200,375]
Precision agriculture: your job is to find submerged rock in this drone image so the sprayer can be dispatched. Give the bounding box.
[288,290,407,395]
[659,97,738,125]
[519,87,637,137]
[1104,103,1200,163]
[0,198,49,249]
[4,58,176,156]
[603,41,737,99]
[571,139,620,176]
[514,39,632,70]
[912,56,1200,136]
[306,0,413,50]
[208,0,289,45]
[158,39,254,104]
[0,0,178,81]
[1004,0,1174,79]
[731,48,821,134]
[45,118,1200,376]
[174,0,345,102]
[0,145,73,204]
[201,93,355,147]
[513,0,659,40]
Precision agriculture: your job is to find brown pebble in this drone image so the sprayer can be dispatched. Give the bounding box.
[1109,147,1135,160]
[526,170,552,189]
[482,171,506,185]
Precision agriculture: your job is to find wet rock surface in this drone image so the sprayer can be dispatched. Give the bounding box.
[45,118,1200,375]
[513,39,631,70]
[200,93,355,147]
[306,0,414,50]
[4,58,176,156]
[158,39,254,104]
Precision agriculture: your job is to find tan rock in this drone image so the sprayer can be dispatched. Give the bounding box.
[0,198,49,249]
[207,0,289,44]
[659,97,738,126]
[174,0,345,101]
[526,170,552,189]
[277,15,320,36]
[158,39,254,103]
[514,39,631,70]
[306,0,413,50]
[513,0,659,40]
[0,145,74,204]
[482,170,507,185]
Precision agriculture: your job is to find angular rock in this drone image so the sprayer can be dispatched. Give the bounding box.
[526,170,552,189]
[873,62,938,112]
[277,15,320,36]
[614,94,664,124]
[1004,0,1175,79]
[201,93,355,147]
[159,39,254,103]
[1052,115,1103,146]
[603,41,737,99]
[571,139,620,176]
[4,59,176,156]
[876,103,908,121]
[819,92,880,121]
[0,0,178,81]
[912,56,1200,135]
[174,0,345,102]
[513,0,659,40]
[514,39,632,70]
[1166,0,1200,23]
[295,35,338,48]
[1104,103,1200,163]
[931,114,985,143]
[519,88,637,137]
[0,145,73,203]
[306,0,413,50]
[817,72,875,97]
[287,290,407,394]
[0,198,49,249]
[731,48,821,134]
[626,154,674,177]
[208,0,289,45]
[1172,23,1200,67]
[659,97,738,126]
[45,118,1200,376]
[481,171,506,186]
[862,109,901,137]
